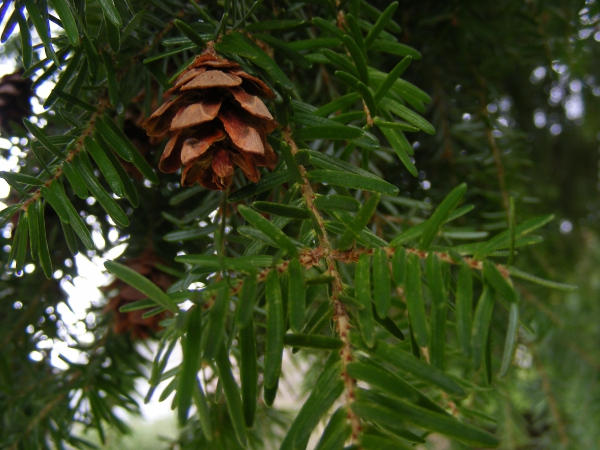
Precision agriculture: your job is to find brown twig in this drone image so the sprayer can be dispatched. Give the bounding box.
[283,126,362,441]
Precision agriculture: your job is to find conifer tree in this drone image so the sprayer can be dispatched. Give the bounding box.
[1,0,598,449]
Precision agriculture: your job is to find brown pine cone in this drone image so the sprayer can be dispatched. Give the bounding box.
[142,44,279,190]
[0,71,33,135]
[102,255,174,340]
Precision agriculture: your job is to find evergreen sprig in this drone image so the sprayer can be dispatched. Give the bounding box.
[0,0,593,449]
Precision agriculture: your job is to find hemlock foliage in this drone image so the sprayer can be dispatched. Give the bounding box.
[0,0,598,449]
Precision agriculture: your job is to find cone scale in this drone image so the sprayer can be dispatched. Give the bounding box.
[143,45,278,190]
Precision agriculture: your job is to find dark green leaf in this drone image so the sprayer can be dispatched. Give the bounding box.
[101,52,119,106]
[305,275,335,286]
[337,193,380,250]
[405,252,429,348]
[254,33,312,69]
[14,212,28,272]
[193,379,213,440]
[252,201,309,220]
[16,9,32,69]
[56,91,96,112]
[50,0,79,46]
[313,92,360,117]
[164,226,216,243]
[356,81,377,116]
[499,302,519,378]
[426,253,447,370]
[228,170,292,203]
[287,37,341,52]
[288,258,305,334]
[264,270,284,388]
[238,205,299,257]
[473,215,554,260]
[373,116,418,132]
[283,334,343,350]
[379,97,434,134]
[279,140,303,184]
[293,125,363,141]
[371,39,422,59]
[215,31,292,90]
[40,184,70,223]
[238,225,304,249]
[72,156,129,227]
[202,285,228,361]
[345,14,367,57]
[0,171,44,186]
[314,407,352,450]
[22,0,59,66]
[321,49,358,77]
[104,261,179,313]
[373,308,405,341]
[354,390,498,447]
[37,201,52,279]
[361,1,402,33]
[239,321,258,427]
[373,247,391,318]
[26,203,39,260]
[472,284,495,371]
[356,253,375,347]
[280,361,344,450]
[85,135,125,197]
[23,119,64,159]
[96,133,139,207]
[456,262,473,358]
[391,247,406,287]
[177,306,202,425]
[359,432,414,450]
[106,19,120,53]
[508,266,577,291]
[264,382,278,407]
[346,361,418,402]
[338,293,364,309]
[51,182,95,250]
[483,260,518,303]
[306,170,398,195]
[118,299,157,312]
[364,2,399,46]
[298,149,378,179]
[312,17,344,39]
[314,194,360,212]
[246,19,306,32]
[98,0,122,27]
[61,161,88,199]
[214,347,247,447]
[325,219,388,248]
[0,204,20,228]
[378,126,417,176]
[174,19,206,48]
[334,70,360,91]
[420,183,467,249]
[94,116,129,161]
[121,10,145,43]
[342,35,369,84]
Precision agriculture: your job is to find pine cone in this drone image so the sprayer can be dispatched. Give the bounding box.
[142,45,279,190]
[102,255,174,340]
[0,71,33,135]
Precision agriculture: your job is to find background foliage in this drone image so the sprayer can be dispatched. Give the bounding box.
[0,0,599,449]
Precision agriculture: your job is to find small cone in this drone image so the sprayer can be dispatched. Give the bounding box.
[102,255,174,340]
[0,71,33,135]
[143,44,278,190]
